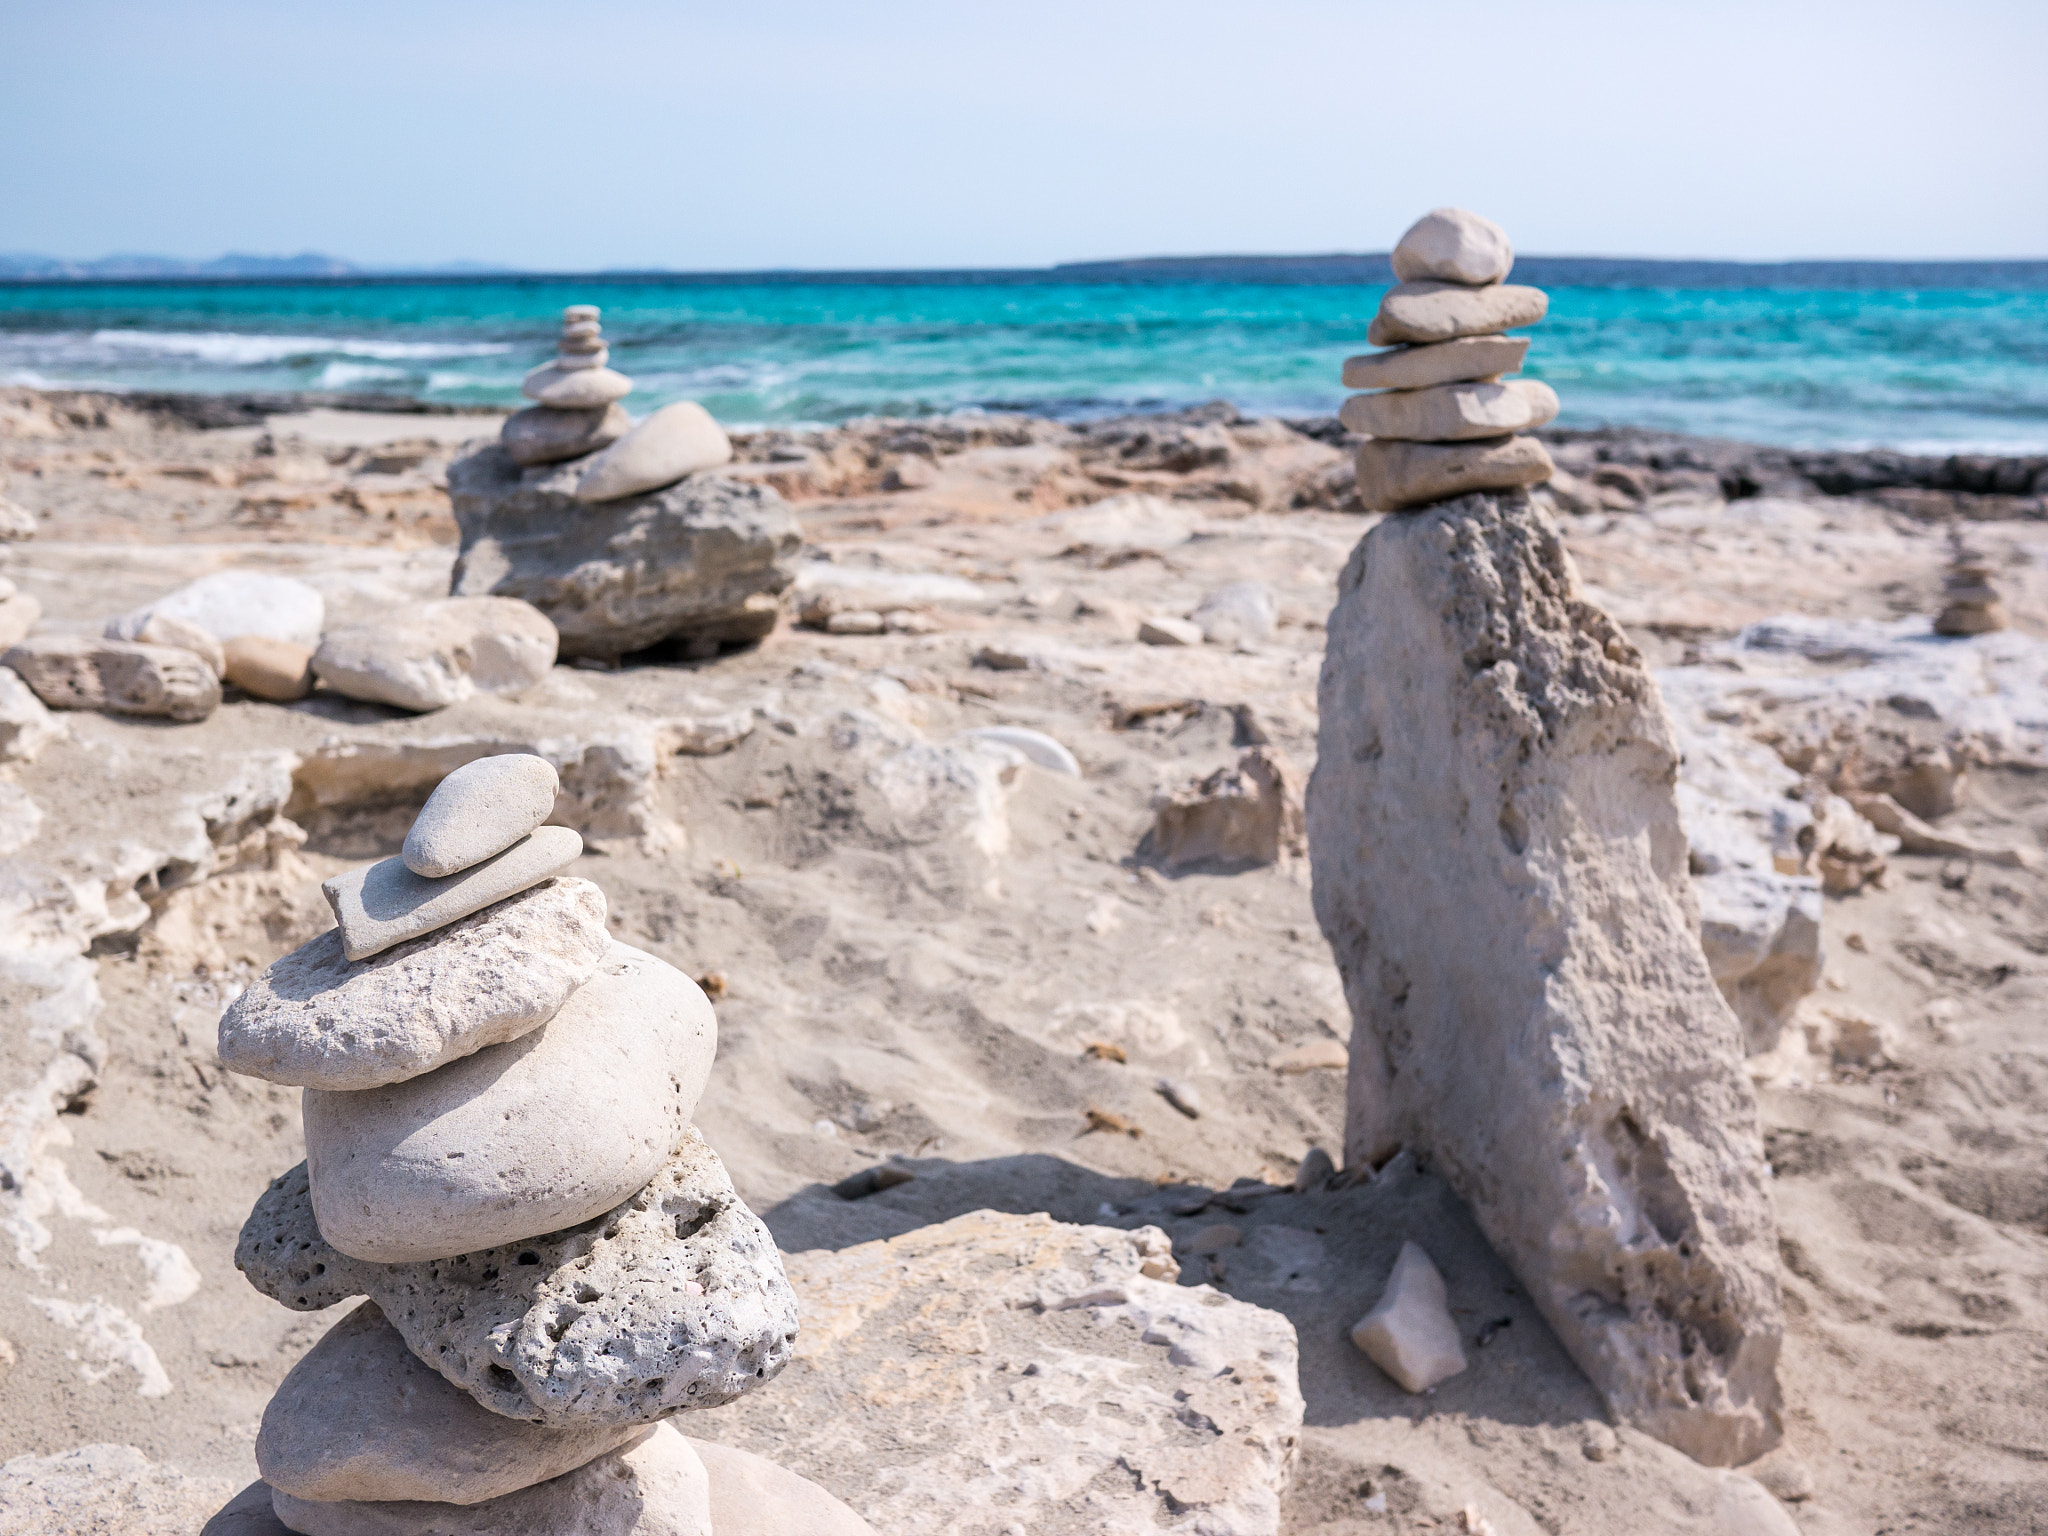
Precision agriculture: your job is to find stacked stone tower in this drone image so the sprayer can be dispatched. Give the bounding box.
[1341,208,1558,510]
[211,753,872,1534]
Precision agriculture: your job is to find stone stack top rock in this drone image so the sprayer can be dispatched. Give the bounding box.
[519,306,634,411]
[1934,552,2008,636]
[1390,206,1515,285]
[402,753,559,877]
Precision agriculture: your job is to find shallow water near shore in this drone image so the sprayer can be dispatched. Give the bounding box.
[4,265,2048,451]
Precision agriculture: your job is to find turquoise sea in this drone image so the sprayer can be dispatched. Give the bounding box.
[3,261,2046,452]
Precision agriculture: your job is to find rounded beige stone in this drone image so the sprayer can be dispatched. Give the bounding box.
[524,364,633,409]
[574,402,733,504]
[222,635,315,701]
[1341,335,1530,392]
[1390,206,1514,285]
[402,752,560,878]
[1339,379,1560,443]
[1366,282,1549,347]
[305,940,716,1262]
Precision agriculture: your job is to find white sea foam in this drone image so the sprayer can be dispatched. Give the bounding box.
[314,360,405,389]
[87,329,511,364]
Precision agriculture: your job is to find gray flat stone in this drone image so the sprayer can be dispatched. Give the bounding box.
[1339,379,1560,442]
[236,1130,800,1427]
[502,403,631,467]
[202,1482,292,1536]
[270,1422,711,1536]
[1366,282,1548,347]
[322,824,583,961]
[1354,435,1555,511]
[259,1302,642,1504]
[523,365,633,409]
[217,876,609,1090]
[403,752,560,877]
[305,940,715,1262]
[1342,335,1530,392]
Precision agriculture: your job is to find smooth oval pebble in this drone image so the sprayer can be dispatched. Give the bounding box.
[403,752,560,878]
[1390,206,1514,286]
[575,401,733,503]
[524,364,633,408]
[305,940,717,1263]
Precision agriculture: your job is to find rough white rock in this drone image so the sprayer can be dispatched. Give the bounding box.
[0,589,39,648]
[1342,336,1531,391]
[1137,615,1203,647]
[1307,489,1784,1465]
[501,403,633,467]
[2,635,220,722]
[236,1130,799,1428]
[1366,282,1549,347]
[270,1422,711,1536]
[575,402,734,504]
[0,667,61,763]
[403,752,560,877]
[258,1302,642,1504]
[1354,435,1554,510]
[1339,379,1560,443]
[313,596,557,713]
[105,612,225,677]
[1143,747,1304,870]
[322,824,584,962]
[1191,581,1279,646]
[217,877,610,1091]
[0,1443,237,1536]
[108,571,324,648]
[1349,1241,1468,1392]
[1390,207,1515,286]
[304,940,716,1263]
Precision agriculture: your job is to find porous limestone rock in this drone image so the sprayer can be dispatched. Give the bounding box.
[501,402,633,467]
[575,402,734,504]
[269,1423,711,1536]
[690,1210,1302,1536]
[1348,1241,1467,1393]
[0,666,60,763]
[304,941,716,1262]
[236,1130,800,1427]
[1339,379,1560,443]
[1390,207,1515,286]
[1366,282,1549,347]
[1307,489,1784,1465]
[108,570,324,648]
[1341,335,1530,392]
[222,635,315,701]
[403,752,560,877]
[522,364,634,410]
[3,635,220,721]
[1354,435,1553,510]
[449,446,802,659]
[217,877,610,1090]
[686,1440,876,1536]
[313,596,557,713]
[108,612,225,677]
[1143,747,1305,870]
[322,825,584,961]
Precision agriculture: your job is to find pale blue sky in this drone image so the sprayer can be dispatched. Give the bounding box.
[3,0,2044,269]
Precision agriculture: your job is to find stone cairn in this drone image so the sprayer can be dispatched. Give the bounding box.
[210,753,872,1534]
[1934,544,2008,635]
[1340,207,1559,511]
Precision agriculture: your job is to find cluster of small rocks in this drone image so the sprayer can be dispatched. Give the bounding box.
[208,753,871,1534]
[1340,208,1557,510]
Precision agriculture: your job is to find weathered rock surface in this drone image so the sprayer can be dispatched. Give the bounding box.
[685,1441,876,1536]
[236,1130,799,1427]
[403,752,560,877]
[1366,282,1549,347]
[1348,1241,1467,1393]
[1307,489,1784,1465]
[502,403,631,467]
[258,1302,642,1504]
[313,596,557,712]
[1342,335,1530,392]
[322,824,584,961]
[1143,746,1305,870]
[449,445,801,658]
[217,876,610,1090]
[0,588,40,648]
[3,635,220,721]
[305,940,716,1262]
[576,402,734,503]
[223,635,316,701]
[270,1422,712,1536]
[0,665,60,762]
[0,1442,237,1536]
[1354,434,1554,510]
[691,1210,1302,1536]
[1390,206,1514,286]
[108,570,324,647]
[1340,379,1560,442]
[108,611,226,677]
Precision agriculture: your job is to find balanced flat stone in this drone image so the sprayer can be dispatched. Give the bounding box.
[321,824,582,961]
[222,636,315,701]
[1390,206,1514,286]
[1348,1242,1467,1393]
[3,635,220,721]
[259,1302,642,1505]
[217,877,609,1091]
[1339,379,1560,442]
[688,1440,877,1536]
[1366,282,1548,347]
[304,940,716,1262]
[403,753,560,877]
[575,402,734,504]
[552,345,610,371]
[236,1130,800,1427]
[270,1423,712,1536]
[524,364,633,409]
[502,403,632,467]
[1353,435,1554,511]
[1342,335,1530,391]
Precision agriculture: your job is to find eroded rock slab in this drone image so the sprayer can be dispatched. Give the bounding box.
[1307,489,1784,1465]
[236,1130,799,1427]
[3,635,220,721]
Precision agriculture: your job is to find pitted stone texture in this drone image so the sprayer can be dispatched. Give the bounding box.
[258,1303,642,1504]
[1342,335,1530,392]
[1307,489,1783,1465]
[217,877,609,1090]
[449,446,801,659]
[313,596,557,713]
[502,403,632,467]
[305,940,715,1262]
[1354,435,1553,510]
[1366,282,1548,347]
[322,825,583,961]
[1390,207,1515,285]
[575,402,734,504]
[403,752,560,877]
[687,1441,876,1536]
[1339,379,1560,443]
[270,1423,711,1536]
[235,1130,800,1428]
[3,635,220,721]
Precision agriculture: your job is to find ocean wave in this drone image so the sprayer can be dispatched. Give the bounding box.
[86,329,512,364]
[314,361,407,389]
